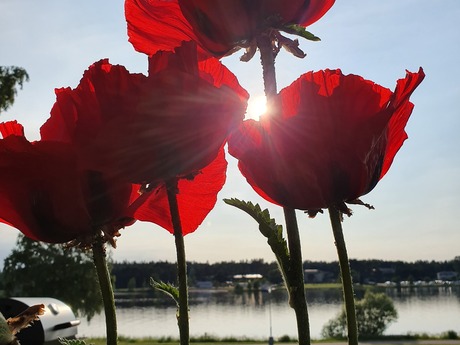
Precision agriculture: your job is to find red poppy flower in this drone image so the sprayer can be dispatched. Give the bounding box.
[0,121,135,244]
[40,42,247,187]
[125,0,335,57]
[228,68,425,214]
[129,148,227,235]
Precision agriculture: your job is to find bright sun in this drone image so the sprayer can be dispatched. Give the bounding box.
[245,95,267,120]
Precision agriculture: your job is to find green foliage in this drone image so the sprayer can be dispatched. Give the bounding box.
[233,284,243,294]
[223,199,286,251]
[282,24,321,41]
[278,334,294,343]
[322,291,398,339]
[453,256,460,274]
[442,330,459,340]
[127,277,137,291]
[223,199,289,281]
[58,338,94,345]
[0,66,29,112]
[355,292,398,336]
[150,279,179,307]
[2,234,103,321]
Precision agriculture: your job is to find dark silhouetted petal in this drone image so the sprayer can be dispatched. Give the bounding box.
[0,121,135,244]
[41,42,247,186]
[126,0,335,56]
[40,43,246,235]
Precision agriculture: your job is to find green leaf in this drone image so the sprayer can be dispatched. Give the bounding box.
[150,278,180,308]
[282,24,321,41]
[223,198,290,279]
[0,66,29,113]
[58,338,93,345]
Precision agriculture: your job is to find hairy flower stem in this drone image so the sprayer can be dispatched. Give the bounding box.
[257,33,277,112]
[284,208,311,345]
[166,179,190,345]
[92,237,117,345]
[258,33,310,345]
[328,207,358,345]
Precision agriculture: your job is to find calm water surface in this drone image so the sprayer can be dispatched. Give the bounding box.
[78,286,460,339]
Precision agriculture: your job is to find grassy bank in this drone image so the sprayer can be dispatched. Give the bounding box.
[83,331,460,345]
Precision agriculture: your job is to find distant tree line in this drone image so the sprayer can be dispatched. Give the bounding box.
[306,258,460,284]
[111,257,460,289]
[112,259,283,289]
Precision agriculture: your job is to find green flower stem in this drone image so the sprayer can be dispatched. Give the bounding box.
[328,207,358,345]
[256,33,277,110]
[258,32,311,345]
[284,208,311,345]
[166,179,189,345]
[92,237,117,345]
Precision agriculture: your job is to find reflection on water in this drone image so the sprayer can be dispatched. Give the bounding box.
[78,286,460,339]
[385,286,460,335]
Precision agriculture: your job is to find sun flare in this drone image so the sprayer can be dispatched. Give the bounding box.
[245,95,267,120]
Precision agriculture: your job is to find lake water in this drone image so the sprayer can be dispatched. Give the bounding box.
[78,286,460,340]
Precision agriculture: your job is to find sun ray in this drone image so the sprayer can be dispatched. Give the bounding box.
[245,95,267,120]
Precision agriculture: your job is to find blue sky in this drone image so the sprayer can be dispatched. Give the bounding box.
[1,1,459,265]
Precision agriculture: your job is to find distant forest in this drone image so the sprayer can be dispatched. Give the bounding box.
[112,257,460,289]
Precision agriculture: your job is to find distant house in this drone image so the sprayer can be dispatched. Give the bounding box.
[232,274,263,288]
[233,274,263,280]
[304,269,332,283]
[436,271,458,281]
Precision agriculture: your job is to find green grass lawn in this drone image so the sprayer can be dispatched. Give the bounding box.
[85,339,258,345]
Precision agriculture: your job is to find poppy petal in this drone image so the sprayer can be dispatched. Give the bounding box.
[125,0,198,56]
[0,121,137,244]
[126,0,335,57]
[380,67,426,178]
[41,44,246,186]
[297,0,336,27]
[0,120,25,138]
[130,148,227,235]
[0,128,93,242]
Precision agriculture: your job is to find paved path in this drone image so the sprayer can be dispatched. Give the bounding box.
[354,341,460,345]
[238,341,460,345]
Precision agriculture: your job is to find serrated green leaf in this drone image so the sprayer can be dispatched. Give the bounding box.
[150,278,180,307]
[58,338,93,345]
[282,24,321,41]
[223,198,290,281]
